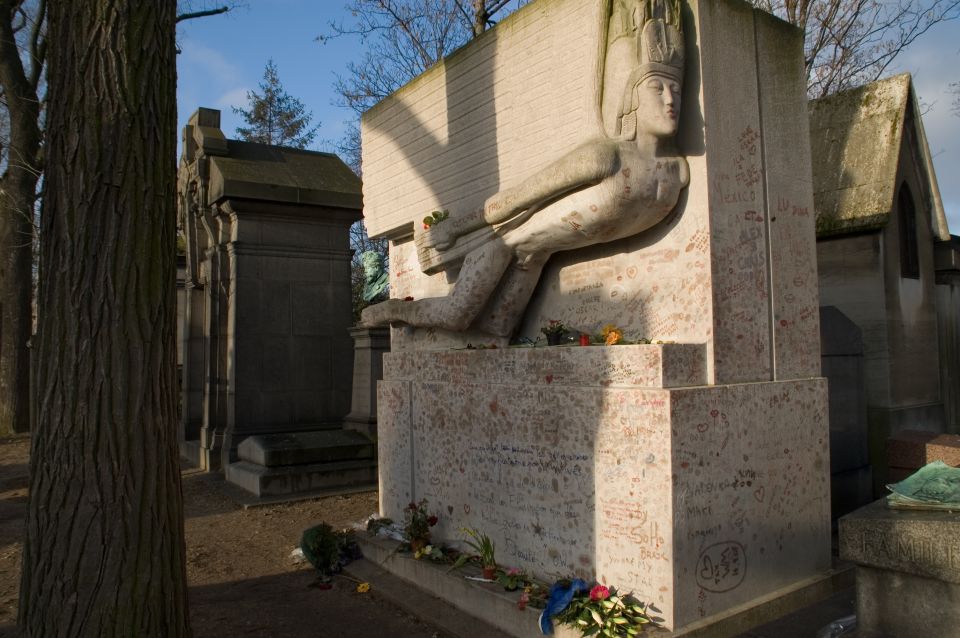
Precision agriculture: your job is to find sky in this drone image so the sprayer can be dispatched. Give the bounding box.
[176,1,960,234]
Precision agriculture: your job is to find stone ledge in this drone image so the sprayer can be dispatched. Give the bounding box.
[225,459,377,499]
[237,430,375,467]
[383,343,708,389]
[839,499,960,583]
[887,430,960,470]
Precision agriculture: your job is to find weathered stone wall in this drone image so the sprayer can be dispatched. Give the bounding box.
[936,239,960,433]
[817,233,890,404]
[226,202,356,433]
[884,121,942,411]
[378,346,831,629]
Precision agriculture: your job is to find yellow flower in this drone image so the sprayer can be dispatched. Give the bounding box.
[356,582,371,593]
[605,329,622,345]
[600,324,618,337]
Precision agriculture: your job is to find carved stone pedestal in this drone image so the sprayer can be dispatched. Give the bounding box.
[343,326,390,437]
[378,345,831,631]
[840,500,960,638]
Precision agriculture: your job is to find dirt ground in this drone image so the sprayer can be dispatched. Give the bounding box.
[0,435,447,637]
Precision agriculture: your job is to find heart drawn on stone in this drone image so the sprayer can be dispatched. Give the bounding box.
[447,505,454,515]
[697,422,709,433]
[463,504,471,514]
[753,487,765,503]
[545,374,554,384]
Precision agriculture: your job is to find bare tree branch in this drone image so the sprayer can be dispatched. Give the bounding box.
[176,5,229,23]
[751,0,960,98]
[322,1,526,318]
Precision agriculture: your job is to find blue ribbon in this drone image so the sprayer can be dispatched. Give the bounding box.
[538,578,589,635]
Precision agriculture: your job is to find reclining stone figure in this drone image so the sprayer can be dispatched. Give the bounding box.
[362,0,688,337]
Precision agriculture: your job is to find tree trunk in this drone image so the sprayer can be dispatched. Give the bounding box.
[0,0,43,437]
[0,177,33,436]
[19,1,191,636]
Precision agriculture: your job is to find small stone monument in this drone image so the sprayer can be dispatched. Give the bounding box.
[360,0,831,632]
[841,499,960,637]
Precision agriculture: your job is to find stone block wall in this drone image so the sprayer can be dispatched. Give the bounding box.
[379,346,831,629]
[362,0,606,239]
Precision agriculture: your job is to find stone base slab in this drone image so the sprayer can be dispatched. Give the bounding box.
[354,533,851,638]
[237,430,375,467]
[853,565,960,638]
[225,458,377,498]
[377,345,831,631]
[839,499,960,584]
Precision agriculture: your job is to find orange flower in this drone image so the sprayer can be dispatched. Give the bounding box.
[605,329,622,345]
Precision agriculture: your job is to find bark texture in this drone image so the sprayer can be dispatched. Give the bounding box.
[0,0,44,436]
[19,1,191,636]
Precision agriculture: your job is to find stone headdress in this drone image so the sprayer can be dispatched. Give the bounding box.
[617,0,684,138]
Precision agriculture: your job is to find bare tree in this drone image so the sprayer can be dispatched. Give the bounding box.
[750,0,960,98]
[0,0,239,437]
[0,0,45,437]
[321,0,525,171]
[951,80,959,116]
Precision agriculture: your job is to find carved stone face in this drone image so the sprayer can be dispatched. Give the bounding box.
[634,73,681,138]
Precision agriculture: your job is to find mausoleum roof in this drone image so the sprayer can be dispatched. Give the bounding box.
[808,73,948,240]
[207,139,363,211]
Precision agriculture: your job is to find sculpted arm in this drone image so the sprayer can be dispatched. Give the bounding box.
[483,140,620,224]
[423,141,619,249]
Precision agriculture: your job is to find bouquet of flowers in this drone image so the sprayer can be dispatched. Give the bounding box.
[540,579,662,637]
[403,499,438,551]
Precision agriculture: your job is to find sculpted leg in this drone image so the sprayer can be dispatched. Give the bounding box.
[473,257,547,337]
[361,239,515,332]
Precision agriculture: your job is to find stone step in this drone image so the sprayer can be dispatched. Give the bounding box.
[237,429,375,467]
[354,532,853,638]
[225,458,378,499]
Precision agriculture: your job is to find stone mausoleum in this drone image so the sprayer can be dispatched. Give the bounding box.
[360,0,833,633]
[177,108,377,497]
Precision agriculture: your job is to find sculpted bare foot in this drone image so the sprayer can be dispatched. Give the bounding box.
[361,298,408,327]
[419,224,456,251]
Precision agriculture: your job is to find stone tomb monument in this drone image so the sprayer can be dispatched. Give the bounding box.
[361,0,831,632]
[178,108,376,497]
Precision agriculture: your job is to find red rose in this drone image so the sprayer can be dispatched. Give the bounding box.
[589,585,610,601]
[407,502,417,511]
[427,515,438,526]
